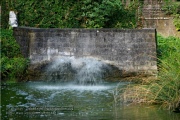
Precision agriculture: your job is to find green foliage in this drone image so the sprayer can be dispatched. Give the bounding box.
[1,0,138,28]
[147,35,180,109]
[1,0,81,28]
[80,0,124,28]
[0,29,28,82]
[157,35,180,59]
[110,0,140,28]
[162,1,180,31]
[173,14,180,31]
[152,35,180,109]
[162,1,179,15]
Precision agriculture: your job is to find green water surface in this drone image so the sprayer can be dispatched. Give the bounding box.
[1,82,180,120]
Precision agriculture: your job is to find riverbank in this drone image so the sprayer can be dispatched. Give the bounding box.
[121,35,180,111]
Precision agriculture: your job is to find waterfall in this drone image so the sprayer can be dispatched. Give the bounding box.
[45,57,111,85]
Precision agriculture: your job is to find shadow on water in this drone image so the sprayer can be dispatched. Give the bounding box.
[1,82,180,120]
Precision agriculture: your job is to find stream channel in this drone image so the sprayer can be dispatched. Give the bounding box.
[1,81,180,120]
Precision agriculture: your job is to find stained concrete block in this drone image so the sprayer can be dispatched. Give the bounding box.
[13,27,157,77]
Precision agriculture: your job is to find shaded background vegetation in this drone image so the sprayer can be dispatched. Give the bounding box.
[1,0,139,29]
[162,0,180,31]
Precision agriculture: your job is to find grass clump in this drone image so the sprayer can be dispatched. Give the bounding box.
[120,35,180,110]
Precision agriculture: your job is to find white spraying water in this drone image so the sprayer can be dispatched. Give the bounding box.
[46,57,111,85]
[33,84,112,91]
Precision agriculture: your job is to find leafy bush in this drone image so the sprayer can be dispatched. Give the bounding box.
[80,0,117,28]
[1,0,138,28]
[0,29,28,82]
[162,1,180,31]
[162,1,179,15]
[79,0,138,28]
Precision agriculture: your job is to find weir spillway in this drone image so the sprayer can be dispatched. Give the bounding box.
[13,27,157,79]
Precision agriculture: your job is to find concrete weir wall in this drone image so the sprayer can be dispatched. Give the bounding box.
[13,27,157,77]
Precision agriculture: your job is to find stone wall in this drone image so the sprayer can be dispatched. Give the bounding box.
[13,27,157,77]
[141,0,180,37]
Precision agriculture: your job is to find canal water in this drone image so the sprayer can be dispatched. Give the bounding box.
[1,81,180,120]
